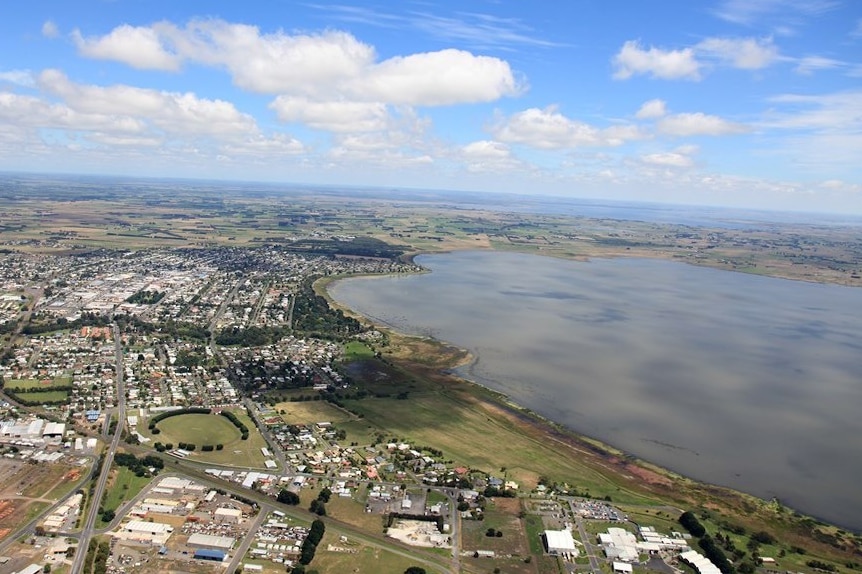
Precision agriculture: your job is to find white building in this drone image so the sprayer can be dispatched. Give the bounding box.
[214,507,243,524]
[187,533,236,551]
[544,529,578,556]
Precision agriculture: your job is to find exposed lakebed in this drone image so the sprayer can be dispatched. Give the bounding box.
[329,250,862,530]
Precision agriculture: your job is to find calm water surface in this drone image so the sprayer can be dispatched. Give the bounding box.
[329,251,862,530]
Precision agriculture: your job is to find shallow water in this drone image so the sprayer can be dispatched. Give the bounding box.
[330,251,862,530]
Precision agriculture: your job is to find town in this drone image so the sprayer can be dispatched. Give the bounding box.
[0,200,856,574]
[0,244,763,574]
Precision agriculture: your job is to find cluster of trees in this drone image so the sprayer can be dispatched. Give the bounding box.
[277,489,300,505]
[148,407,211,433]
[272,235,404,258]
[1,380,73,394]
[679,511,706,537]
[292,278,364,340]
[125,289,165,304]
[482,486,517,498]
[114,452,164,476]
[220,410,250,440]
[216,325,289,347]
[174,348,206,368]
[22,311,110,335]
[485,528,504,537]
[698,535,735,574]
[807,560,837,572]
[84,539,111,574]
[292,519,326,572]
[309,487,331,516]
[679,511,734,574]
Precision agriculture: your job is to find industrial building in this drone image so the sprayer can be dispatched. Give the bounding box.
[214,507,243,524]
[193,549,226,562]
[680,550,722,574]
[114,520,174,545]
[543,529,578,556]
[187,533,236,551]
[599,527,639,562]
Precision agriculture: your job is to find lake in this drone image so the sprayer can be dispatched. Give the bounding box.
[329,250,862,531]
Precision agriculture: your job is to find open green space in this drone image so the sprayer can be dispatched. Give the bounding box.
[12,390,69,403]
[342,393,653,503]
[143,410,270,468]
[312,530,429,574]
[343,340,376,361]
[97,466,153,527]
[2,377,71,390]
[275,399,354,425]
[155,413,240,446]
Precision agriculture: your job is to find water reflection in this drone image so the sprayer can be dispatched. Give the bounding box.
[329,251,862,530]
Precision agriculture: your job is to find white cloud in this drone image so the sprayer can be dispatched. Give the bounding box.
[360,49,522,106]
[794,56,842,75]
[74,19,521,107]
[0,70,35,88]
[613,41,700,80]
[38,70,256,136]
[220,134,305,156]
[460,140,522,172]
[696,37,779,69]
[157,22,376,94]
[614,36,781,81]
[72,24,181,71]
[640,145,698,168]
[636,99,667,119]
[42,21,59,38]
[765,90,862,131]
[493,106,646,149]
[640,152,694,168]
[0,91,146,133]
[462,140,510,158]
[270,97,389,133]
[657,112,749,136]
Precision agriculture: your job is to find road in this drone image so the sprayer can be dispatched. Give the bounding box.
[207,276,245,362]
[573,511,602,574]
[69,323,126,574]
[243,397,288,471]
[224,505,271,573]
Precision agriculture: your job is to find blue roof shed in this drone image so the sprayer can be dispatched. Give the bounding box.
[193,549,226,561]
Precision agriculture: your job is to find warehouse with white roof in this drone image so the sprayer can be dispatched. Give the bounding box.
[543,529,578,556]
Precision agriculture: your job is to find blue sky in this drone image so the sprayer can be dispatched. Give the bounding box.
[1,1,861,213]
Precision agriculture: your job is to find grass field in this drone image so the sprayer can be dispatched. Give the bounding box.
[462,498,529,557]
[13,390,69,403]
[343,341,375,361]
[311,530,428,574]
[341,394,647,502]
[143,410,270,468]
[156,413,240,446]
[326,495,385,534]
[274,400,354,425]
[3,377,72,390]
[97,466,153,527]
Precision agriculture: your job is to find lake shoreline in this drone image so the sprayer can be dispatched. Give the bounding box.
[322,249,862,533]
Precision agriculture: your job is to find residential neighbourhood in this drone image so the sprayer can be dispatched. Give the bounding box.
[0,245,791,574]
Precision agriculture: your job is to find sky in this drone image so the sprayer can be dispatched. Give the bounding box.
[1,1,861,213]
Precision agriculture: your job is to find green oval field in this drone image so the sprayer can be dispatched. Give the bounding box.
[155,413,241,446]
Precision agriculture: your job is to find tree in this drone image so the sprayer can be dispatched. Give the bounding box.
[277,489,300,505]
[404,568,427,574]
